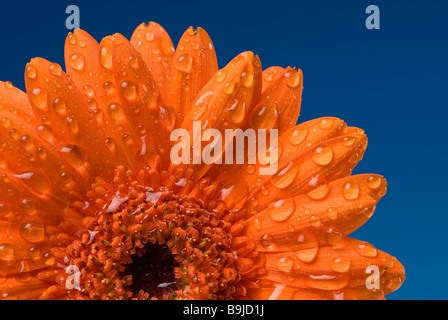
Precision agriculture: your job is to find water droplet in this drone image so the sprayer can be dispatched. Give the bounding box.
[268,198,295,222]
[245,164,256,175]
[260,234,273,248]
[52,98,67,115]
[26,65,37,79]
[223,82,235,95]
[69,54,85,71]
[105,138,116,152]
[289,128,308,145]
[60,145,87,167]
[318,119,334,130]
[309,215,322,228]
[35,125,53,144]
[304,274,349,290]
[145,32,155,41]
[120,81,137,101]
[20,218,45,243]
[241,71,254,87]
[108,103,125,122]
[191,91,213,120]
[14,171,50,194]
[342,182,360,200]
[293,242,319,263]
[67,117,79,135]
[355,242,378,258]
[0,243,14,261]
[367,176,382,189]
[277,256,294,272]
[174,54,193,73]
[306,184,331,200]
[159,105,176,131]
[30,88,48,111]
[342,137,356,147]
[254,218,262,231]
[250,104,277,129]
[271,162,299,189]
[327,208,339,220]
[284,70,300,88]
[330,256,351,273]
[100,46,113,69]
[215,70,227,83]
[49,63,62,76]
[312,146,334,166]
[67,33,77,45]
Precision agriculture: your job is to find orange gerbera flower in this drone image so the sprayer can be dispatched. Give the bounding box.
[0,22,404,300]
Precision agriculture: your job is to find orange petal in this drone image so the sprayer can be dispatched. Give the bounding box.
[169,26,218,125]
[261,66,285,93]
[24,58,117,187]
[254,237,404,297]
[172,51,262,182]
[244,174,387,252]
[98,33,173,168]
[0,273,51,299]
[249,67,303,131]
[130,22,175,103]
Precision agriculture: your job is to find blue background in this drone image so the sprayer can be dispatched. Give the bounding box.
[0,0,446,300]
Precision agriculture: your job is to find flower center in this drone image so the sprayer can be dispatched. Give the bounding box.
[60,166,257,300]
[124,243,180,299]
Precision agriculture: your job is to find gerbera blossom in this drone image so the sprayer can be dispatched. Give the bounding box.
[0,21,404,300]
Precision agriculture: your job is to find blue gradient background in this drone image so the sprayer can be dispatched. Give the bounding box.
[0,0,446,300]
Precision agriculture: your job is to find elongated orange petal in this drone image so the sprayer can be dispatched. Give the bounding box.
[169,27,218,125]
[0,273,52,299]
[218,118,362,213]
[250,67,303,130]
[261,66,285,93]
[98,33,173,169]
[171,51,262,181]
[130,22,175,103]
[24,58,117,189]
[244,174,387,252]
[255,237,404,297]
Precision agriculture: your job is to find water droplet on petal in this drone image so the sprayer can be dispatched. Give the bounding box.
[0,243,14,261]
[60,145,87,167]
[254,218,262,231]
[330,256,351,273]
[100,46,113,69]
[14,171,50,194]
[312,146,334,166]
[215,70,227,83]
[120,81,137,101]
[289,128,308,145]
[271,161,299,189]
[268,198,295,222]
[20,218,45,243]
[367,176,382,189]
[174,54,193,73]
[309,215,322,228]
[223,82,235,95]
[30,88,48,111]
[306,183,331,200]
[284,70,300,88]
[277,256,294,272]
[342,181,360,200]
[69,54,85,71]
[26,65,37,79]
[355,242,378,258]
[52,98,67,115]
[49,63,62,76]
[327,208,339,220]
[241,71,254,87]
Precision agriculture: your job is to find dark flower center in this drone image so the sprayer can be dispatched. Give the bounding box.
[125,243,180,299]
